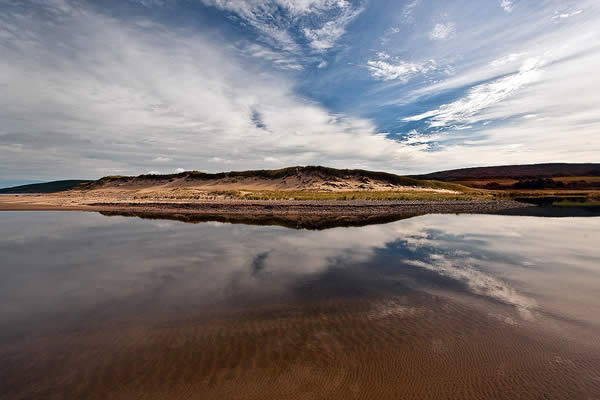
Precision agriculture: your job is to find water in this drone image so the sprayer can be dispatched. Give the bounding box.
[1,211,599,399]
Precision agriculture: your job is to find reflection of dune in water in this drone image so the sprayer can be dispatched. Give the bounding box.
[99,210,415,230]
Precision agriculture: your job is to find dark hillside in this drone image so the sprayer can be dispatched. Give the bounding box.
[0,180,91,194]
[415,163,600,181]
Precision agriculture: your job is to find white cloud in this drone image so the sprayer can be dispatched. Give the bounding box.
[263,156,280,163]
[394,0,600,171]
[302,5,363,50]
[0,1,423,179]
[429,22,456,40]
[201,0,362,53]
[552,9,583,20]
[500,0,513,13]
[490,52,526,68]
[317,60,328,68]
[404,57,544,127]
[241,43,303,70]
[367,56,436,82]
[152,156,171,163]
[2,0,600,179]
[175,168,185,173]
[400,130,442,148]
[401,0,420,24]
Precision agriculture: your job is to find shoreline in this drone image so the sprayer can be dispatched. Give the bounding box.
[0,195,528,216]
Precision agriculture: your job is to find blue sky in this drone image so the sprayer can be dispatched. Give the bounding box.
[0,0,599,185]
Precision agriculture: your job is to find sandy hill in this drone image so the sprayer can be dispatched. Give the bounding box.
[81,166,461,194]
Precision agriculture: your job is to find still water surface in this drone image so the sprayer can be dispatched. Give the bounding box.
[1,211,599,399]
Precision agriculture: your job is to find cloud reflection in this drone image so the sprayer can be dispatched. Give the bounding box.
[0,212,598,329]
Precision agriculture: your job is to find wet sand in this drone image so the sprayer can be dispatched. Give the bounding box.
[2,292,599,400]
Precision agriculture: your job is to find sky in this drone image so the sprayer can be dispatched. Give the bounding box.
[1,0,599,185]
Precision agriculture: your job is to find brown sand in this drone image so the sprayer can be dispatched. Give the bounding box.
[1,293,599,400]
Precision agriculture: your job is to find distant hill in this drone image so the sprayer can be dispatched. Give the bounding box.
[414,163,600,181]
[0,180,92,194]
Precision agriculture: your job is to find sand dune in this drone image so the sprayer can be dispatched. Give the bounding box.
[81,166,463,195]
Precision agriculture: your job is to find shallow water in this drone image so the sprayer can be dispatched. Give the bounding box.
[1,211,599,399]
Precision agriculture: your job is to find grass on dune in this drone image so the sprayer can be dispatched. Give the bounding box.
[134,189,491,201]
[237,190,487,201]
